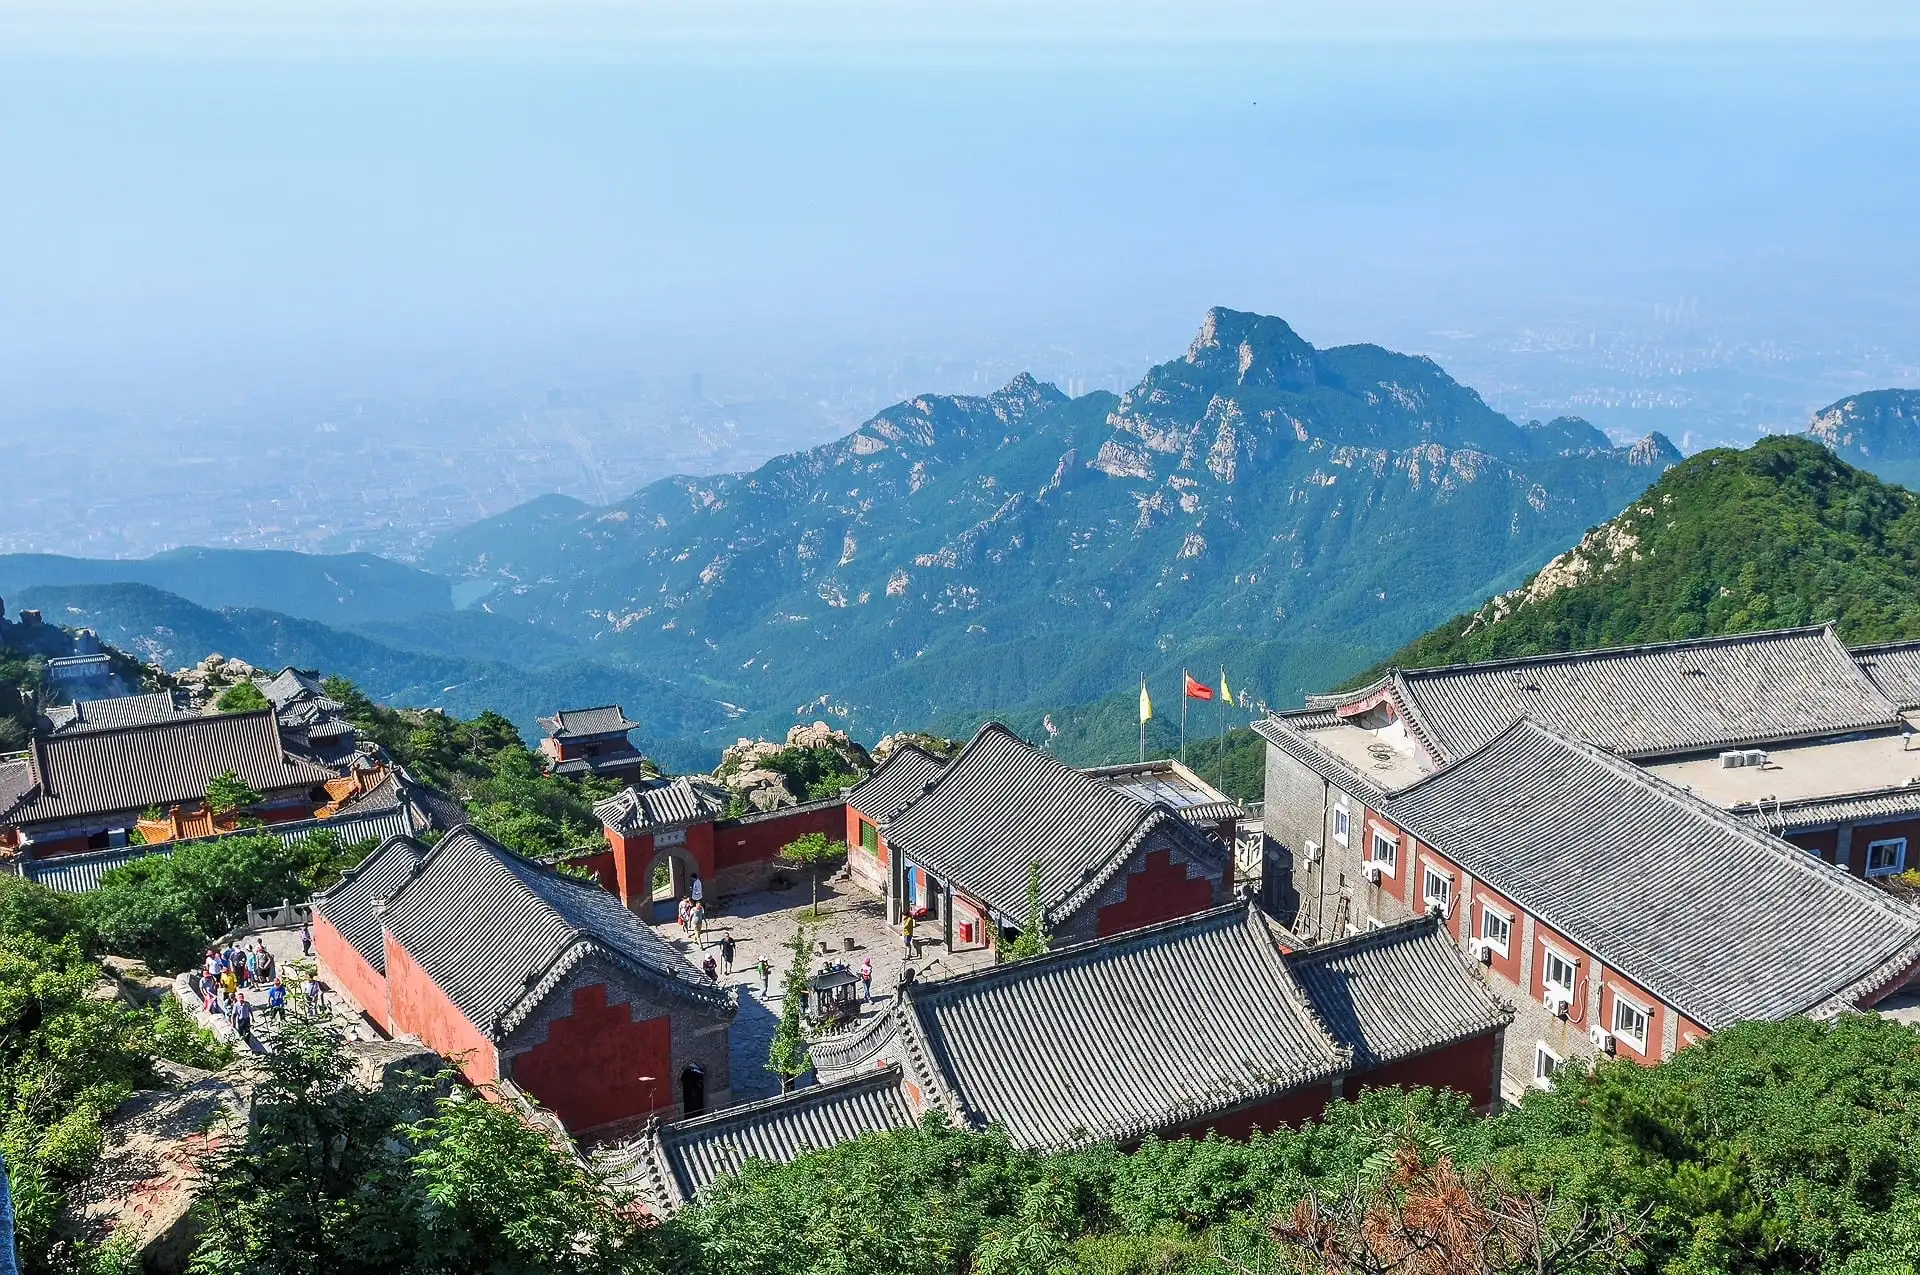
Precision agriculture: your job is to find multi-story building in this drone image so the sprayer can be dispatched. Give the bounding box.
[1257,626,1920,1098]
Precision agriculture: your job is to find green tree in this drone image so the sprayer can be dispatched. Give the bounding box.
[205,769,263,817]
[778,832,846,913]
[999,861,1050,962]
[767,923,813,1094]
[213,682,270,714]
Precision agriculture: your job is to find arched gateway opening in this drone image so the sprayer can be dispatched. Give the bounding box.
[643,846,700,922]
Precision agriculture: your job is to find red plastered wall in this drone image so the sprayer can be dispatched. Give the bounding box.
[846,807,887,866]
[384,931,498,1086]
[1788,829,1840,865]
[714,802,846,870]
[1598,967,1669,1064]
[1095,848,1220,937]
[1846,817,1920,878]
[1467,881,1525,989]
[559,849,619,895]
[508,984,675,1134]
[1352,1033,1498,1108]
[1166,1082,1336,1142]
[312,912,389,1032]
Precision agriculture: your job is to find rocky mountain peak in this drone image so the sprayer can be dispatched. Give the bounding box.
[994,371,1068,409]
[1184,307,1319,389]
[1629,433,1683,467]
[1809,389,1920,460]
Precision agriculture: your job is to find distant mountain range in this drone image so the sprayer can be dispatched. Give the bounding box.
[1807,389,1920,490]
[17,316,1911,767]
[1377,434,1920,673]
[420,308,1678,750]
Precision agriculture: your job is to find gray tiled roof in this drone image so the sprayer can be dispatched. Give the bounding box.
[261,667,329,708]
[1327,627,1902,763]
[2,711,339,828]
[1284,916,1512,1070]
[0,759,34,824]
[311,835,432,971]
[846,744,944,823]
[18,801,421,894]
[261,668,354,739]
[896,901,1347,1147]
[608,1066,916,1209]
[1079,760,1246,825]
[379,826,734,1040]
[1381,718,1920,1029]
[880,723,1225,926]
[1731,786,1920,836]
[594,776,730,835]
[1853,640,1920,711]
[1250,716,1395,804]
[43,691,189,735]
[539,706,639,739]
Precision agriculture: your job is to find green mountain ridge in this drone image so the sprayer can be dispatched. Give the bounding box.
[426,307,1681,752]
[1374,434,1920,674]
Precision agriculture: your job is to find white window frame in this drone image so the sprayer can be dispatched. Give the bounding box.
[1533,1042,1561,1090]
[1866,837,1908,878]
[1610,991,1651,1053]
[1541,945,1579,1004]
[1421,864,1453,914]
[1368,828,1399,876]
[1331,801,1351,847]
[1479,904,1512,957]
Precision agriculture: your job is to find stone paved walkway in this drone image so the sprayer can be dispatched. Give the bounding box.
[654,872,993,1102]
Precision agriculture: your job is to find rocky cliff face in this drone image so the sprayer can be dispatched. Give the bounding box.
[1809,390,1920,468]
[431,309,1680,750]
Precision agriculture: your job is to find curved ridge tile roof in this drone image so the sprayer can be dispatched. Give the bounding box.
[1853,639,1920,711]
[1380,718,1920,1029]
[380,825,734,1039]
[608,1066,916,1209]
[1284,915,1512,1069]
[847,744,945,823]
[901,901,1346,1148]
[311,835,431,973]
[594,776,729,834]
[881,723,1223,925]
[1343,627,1902,762]
[9,710,337,827]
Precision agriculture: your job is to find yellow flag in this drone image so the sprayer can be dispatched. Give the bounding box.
[1219,669,1231,703]
[1139,677,1153,723]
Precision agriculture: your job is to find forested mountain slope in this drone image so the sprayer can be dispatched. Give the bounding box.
[1377,435,1920,673]
[430,308,1679,745]
[1808,388,1920,490]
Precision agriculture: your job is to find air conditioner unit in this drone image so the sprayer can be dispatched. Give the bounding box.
[1588,1025,1616,1054]
[1469,939,1494,964]
[1547,991,1573,1019]
[1363,863,1383,885]
[1304,840,1321,864]
[1745,749,1769,768]
[1718,750,1751,769]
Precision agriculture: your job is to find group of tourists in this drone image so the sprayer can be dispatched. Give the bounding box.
[192,937,328,1042]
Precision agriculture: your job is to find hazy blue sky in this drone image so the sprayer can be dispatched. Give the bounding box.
[2,2,1918,416]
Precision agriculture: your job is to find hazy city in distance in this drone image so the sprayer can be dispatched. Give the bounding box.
[2,6,1918,559]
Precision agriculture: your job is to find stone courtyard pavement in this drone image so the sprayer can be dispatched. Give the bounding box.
[178,922,383,1051]
[651,870,994,1102]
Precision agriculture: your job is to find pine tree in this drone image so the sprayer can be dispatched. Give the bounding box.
[767,922,813,1094]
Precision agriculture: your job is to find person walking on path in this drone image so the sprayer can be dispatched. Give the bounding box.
[300,920,312,958]
[720,933,736,976]
[860,955,873,1004]
[691,901,706,947]
[267,978,287,1022]
[758,957,772,997]
[677,896,692,935]
[702,954,719,982]
[232,995,254,1042]
[689,873,704,907]
[902,913,915,959]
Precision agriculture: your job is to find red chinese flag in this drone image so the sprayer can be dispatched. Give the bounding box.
[1184,673,1214,700]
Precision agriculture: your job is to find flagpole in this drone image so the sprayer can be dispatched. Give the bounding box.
[1217,667,1226,792]
[1180,668,1188,766]
[1138,673,1147,763]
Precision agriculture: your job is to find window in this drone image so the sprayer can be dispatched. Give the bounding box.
[1533,1043,1562,1089]
[1421,865,1453,914]
[1867,837,1908,877]
[1611,993,1651,1053]
[1480,906,1512,956]
[1541,947,1579,1002]
[1368,829,1399,875]
[859,820,880,856]
[1331,803,1351,846]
